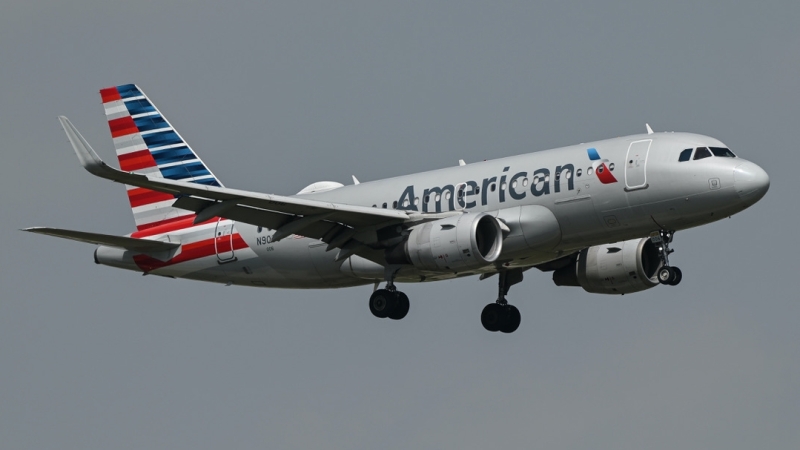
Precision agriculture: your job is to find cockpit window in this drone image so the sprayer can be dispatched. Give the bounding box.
[678,148,693,162]
[710,147,736,158]
[694,147,712,160]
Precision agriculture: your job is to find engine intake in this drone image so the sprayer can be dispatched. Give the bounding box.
[553,238,663,295]
[394,213,503,272]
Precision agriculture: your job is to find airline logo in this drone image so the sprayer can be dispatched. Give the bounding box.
[587,148,618,184]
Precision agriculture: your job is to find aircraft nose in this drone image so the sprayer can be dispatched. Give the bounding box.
[733,161,770,205]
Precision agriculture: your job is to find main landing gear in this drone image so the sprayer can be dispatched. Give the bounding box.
[369,269,409,320]
[481,269,523,333]
[652,230,683,286]
[369,288,410,320]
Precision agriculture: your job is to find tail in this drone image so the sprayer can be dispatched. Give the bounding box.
[99,84,223,231]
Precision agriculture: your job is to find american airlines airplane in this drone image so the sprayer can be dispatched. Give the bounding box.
[26,84,770,333]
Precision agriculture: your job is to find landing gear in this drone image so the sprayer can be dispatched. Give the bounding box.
[369,289,396,318]
[389,291,410,320]
[652,230,682,286]
[481,269,523,333]
[368,268,409,320]
[481,303,520,333]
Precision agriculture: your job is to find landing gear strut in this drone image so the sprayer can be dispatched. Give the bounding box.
[368,267,409,320]
[652,230,682,286]
[481,269,523,333]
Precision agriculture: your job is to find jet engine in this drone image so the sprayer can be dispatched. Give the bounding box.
[552,238,663,295]
[389,212,503,272]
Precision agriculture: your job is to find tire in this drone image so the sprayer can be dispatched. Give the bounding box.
[369,289,396,318]
[658,266,674,285]
[481,303,502,332]
[499,304,521,334]
[388,291,410,320]
[669,267,683,286]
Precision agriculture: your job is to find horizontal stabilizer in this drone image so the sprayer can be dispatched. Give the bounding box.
[23,227,179,252]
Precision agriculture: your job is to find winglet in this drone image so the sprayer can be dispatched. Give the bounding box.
[58,116,114,178]
[646,123,654,135]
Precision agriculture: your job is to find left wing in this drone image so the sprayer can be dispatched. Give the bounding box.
[59,116,449,261]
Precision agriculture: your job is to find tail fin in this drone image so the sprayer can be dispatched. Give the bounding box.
[99,84,223,231]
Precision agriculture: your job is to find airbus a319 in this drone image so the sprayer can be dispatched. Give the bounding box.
[26,84,770,333]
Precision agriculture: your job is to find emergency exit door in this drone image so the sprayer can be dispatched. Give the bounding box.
[215,218,236,262]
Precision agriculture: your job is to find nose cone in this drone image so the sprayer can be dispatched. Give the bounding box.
[734,161,770,206]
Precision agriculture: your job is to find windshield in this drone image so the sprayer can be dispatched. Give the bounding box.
[710,147,736,157]
[694,147,712,160]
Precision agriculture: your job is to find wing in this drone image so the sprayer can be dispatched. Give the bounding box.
[59,116,452,261]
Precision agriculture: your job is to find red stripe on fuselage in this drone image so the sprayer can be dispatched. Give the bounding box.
[118,149,157,171]
[100,87,122,103]
[132,216,217,236]
[133,233,249,272]
[127,188,175,208]
[108,116,139,138]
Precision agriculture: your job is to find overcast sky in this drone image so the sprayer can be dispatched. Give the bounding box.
[1,1,798,449]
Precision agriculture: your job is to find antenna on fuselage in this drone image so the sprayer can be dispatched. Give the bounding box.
[646,123,654,135]
[458,159,466,166]
[352,175,360,185]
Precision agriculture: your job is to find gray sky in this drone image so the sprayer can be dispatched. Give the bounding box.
[1,1,798,449]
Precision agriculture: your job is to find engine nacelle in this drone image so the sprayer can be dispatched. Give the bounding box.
[399,212,503,272]
[553,238,663,295]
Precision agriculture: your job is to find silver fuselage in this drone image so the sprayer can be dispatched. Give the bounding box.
[95,132,769,288]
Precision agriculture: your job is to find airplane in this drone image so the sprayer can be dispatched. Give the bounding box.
[25,84,770,333]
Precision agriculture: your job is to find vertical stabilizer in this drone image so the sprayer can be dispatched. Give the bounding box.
[99,84,223,231]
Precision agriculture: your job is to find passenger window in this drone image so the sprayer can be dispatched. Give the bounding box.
[679,148,692,162]
[694,147,712,160]
[710,147,736,158]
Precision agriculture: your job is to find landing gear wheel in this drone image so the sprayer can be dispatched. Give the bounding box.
[657,267,675,285]
[369,289,396,318]
[668,267,682,286]
[388,291,409,320]
[499,304,521,334]
[481,303,503,332]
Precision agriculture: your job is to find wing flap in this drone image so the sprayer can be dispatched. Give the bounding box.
[173,197,345,241]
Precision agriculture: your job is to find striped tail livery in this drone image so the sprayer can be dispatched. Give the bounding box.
[100,84,223,231]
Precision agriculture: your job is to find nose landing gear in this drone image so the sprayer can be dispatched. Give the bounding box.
[481,269,523,333]
[652,230,682,286]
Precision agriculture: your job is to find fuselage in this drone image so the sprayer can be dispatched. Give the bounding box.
[95,131,769,288]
